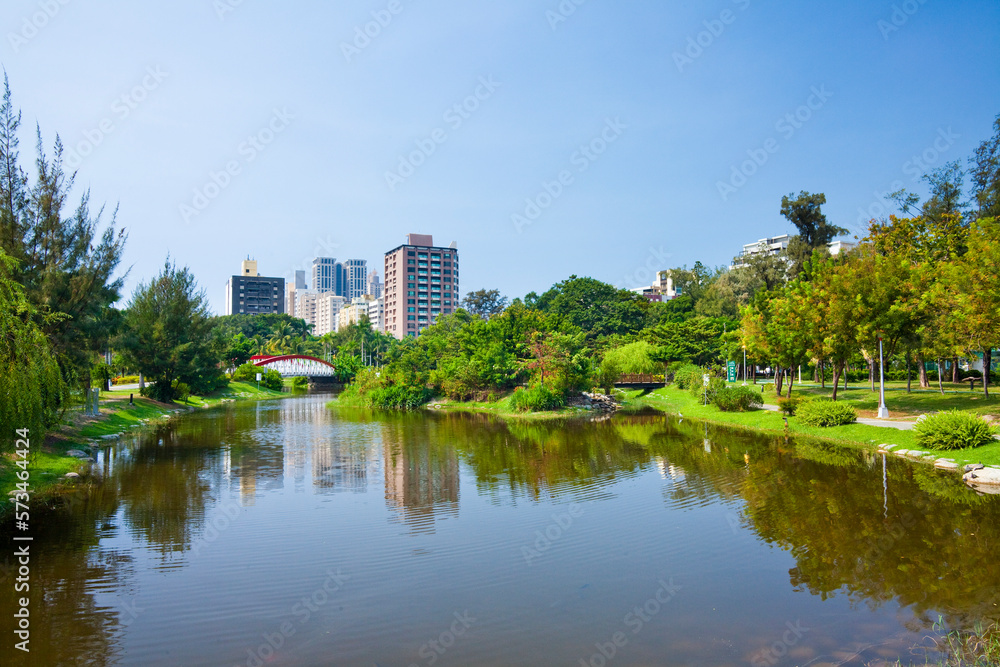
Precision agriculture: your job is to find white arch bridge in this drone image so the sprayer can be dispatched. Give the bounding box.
[252,355,337,378]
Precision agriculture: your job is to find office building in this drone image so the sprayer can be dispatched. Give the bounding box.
[367,270,383,299]
[345,259,368,300]
[312,257,348,296]
[314,293,347,336]
[225,259,285,316]
[383,234,459,339]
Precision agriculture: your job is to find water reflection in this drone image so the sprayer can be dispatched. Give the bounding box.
[2,397,999,667]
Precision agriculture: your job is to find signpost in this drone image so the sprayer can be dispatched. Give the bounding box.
[727,361,737,383]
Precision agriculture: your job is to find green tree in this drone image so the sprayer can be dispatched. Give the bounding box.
[461,288,509,319]
[969,112,1000,221]
[118,259,223,402]
[780,191,848,276]
[0,248,65,447]
[531,275,648,340]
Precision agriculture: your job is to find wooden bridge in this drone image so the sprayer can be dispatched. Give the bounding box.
[614,373,666,388]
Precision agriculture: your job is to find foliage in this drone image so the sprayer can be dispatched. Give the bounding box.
[0,77,127,387]
[118,259,224,401]
[969,112,1000,220]
[529,275,648,339]
[233,363,259,382]
[367,385,433,410]
[461,288,508,319]
[509,385,565,412]
[599,340,662,388]
[645,316,733,366]
[777,395,802,416]
[0,248,65,448]
[291,376,309,390]
[261,369,283,392]
[690,375,725,403]
[713,385,763,412]
[913,410,997,451]
[672,364,704,390]
[796,400,857,427]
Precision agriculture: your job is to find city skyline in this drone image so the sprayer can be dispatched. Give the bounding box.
[0,1,996,315]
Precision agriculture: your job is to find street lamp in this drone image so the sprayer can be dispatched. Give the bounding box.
[742,346,747,386]
[877,336,889,419]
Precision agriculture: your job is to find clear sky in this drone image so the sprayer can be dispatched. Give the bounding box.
[2,0,998,314]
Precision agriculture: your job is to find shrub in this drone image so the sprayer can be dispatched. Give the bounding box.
[112,375,141,385]
[171,379,190,402]
[777,396,802,416]
[233,362,259,382]
[261,369,284,391]
[672,364,703,390]
[510,385,565,412]
[713,386,763,412]
[291,376,309,391]
[689,374,725,403]
[914,410,997,450]
[796,399,857,427]
[367,385,433,409]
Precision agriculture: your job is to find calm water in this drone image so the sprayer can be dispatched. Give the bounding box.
[3,394,1000,667]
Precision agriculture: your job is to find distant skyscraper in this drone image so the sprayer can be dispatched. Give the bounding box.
[294,270,307,290]
[383,234,459,339]
[344,259,367,300]
[312,257,347,296]
[366,269,383,299]
[225,259,285,316]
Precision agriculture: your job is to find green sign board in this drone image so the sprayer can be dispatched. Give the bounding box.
[727,361,737,382]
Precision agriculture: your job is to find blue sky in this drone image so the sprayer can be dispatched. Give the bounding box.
[2,0,998,314]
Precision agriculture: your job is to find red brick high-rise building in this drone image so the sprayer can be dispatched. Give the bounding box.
[383,234,459,339]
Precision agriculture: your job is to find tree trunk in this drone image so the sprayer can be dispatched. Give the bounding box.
[937,359,944,395]
[820,360,826,389]
[917,355,929,388]
[905,350,912,393]
[787,367,795,396]
[984,349,992,399]
[832,362,843,401]
[870,358,875,392]
[951,357,959,384]
[775,366,784,396]
[844,363,849,391]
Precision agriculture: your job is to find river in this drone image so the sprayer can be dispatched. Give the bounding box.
[3,393,999,666]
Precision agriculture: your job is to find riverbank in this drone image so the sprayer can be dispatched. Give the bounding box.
[629,386,1000,468]
[1,381,288,517]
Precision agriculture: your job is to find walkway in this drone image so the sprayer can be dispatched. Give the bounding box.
[761,403,916,431]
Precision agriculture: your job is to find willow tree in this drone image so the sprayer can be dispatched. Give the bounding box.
[0,249,65,447]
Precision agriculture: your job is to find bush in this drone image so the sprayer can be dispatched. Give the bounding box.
[777,396,802,416]
[914,410,998,450]
[713,386,763,412]
[171,380,191,402]
[796,399,857,427]
[510,385,565,412]
[291,376,309,391]
[112,375,140,385]
[672,364,703,390]
[367,384,433,410]
[261,369,283,391]
[233,362,259,382]
[690,375,725,403]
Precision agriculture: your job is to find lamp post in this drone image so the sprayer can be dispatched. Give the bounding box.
[742,346,747,385]
[877,336,889,419]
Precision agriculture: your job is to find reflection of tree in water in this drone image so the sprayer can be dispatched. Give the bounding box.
[740,435,1000,630]
[0,486,126,666]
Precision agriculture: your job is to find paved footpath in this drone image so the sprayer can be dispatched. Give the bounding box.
[761,403,916,430]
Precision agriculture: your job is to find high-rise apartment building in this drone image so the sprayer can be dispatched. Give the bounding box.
[225,259,285,316]
[285,270,308,315]
[383,234,459,339]
[314,293,347,336]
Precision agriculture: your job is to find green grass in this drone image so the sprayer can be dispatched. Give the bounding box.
[633,386,1000,467]
[791,380,1000,417]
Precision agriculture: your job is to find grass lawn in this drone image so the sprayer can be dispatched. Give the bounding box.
[788,380,1000,418]
[631,386,1000,467]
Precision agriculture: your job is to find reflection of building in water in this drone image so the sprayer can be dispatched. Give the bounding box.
[384,437,459,532]
[312,440,371,493]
